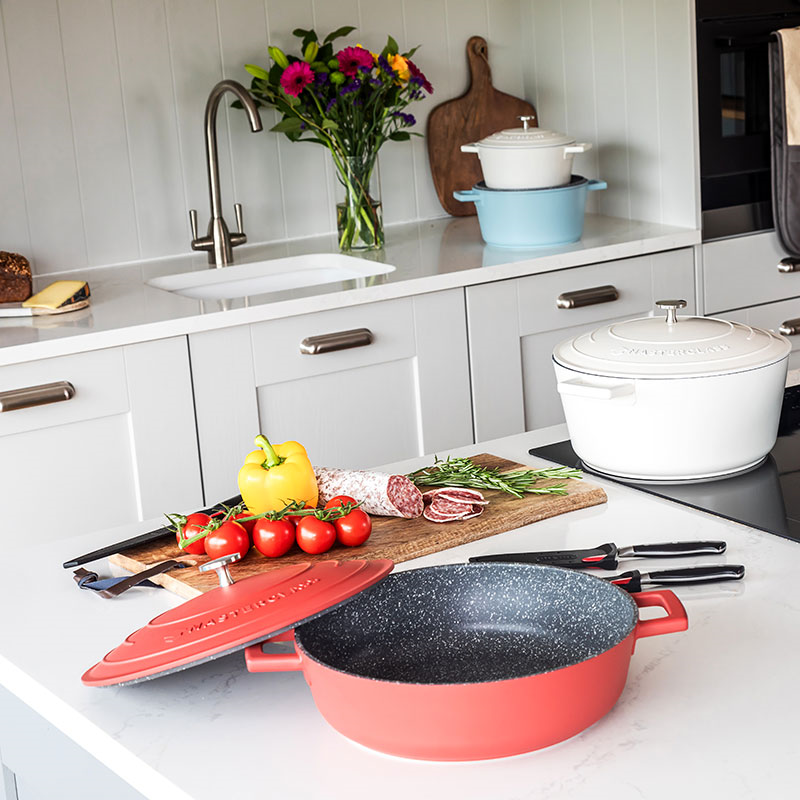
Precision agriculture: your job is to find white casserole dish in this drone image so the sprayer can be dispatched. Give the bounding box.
[461,120,592,190]
[552,300,791,482]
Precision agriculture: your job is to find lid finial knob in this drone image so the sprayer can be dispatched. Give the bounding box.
[656,299,687,326]
[517,115,536,131]
[198,552,242,587]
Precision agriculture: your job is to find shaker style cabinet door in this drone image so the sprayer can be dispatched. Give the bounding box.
[0,338,203,543]
[466,249,696,440]
[189,290,474,503]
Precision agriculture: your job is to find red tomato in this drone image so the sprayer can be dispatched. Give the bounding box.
[253,518,295,558]
[176,512,211,555]
[296,516,336,555]
[334,509,372,547]
[204,520,250,561]
[231,510,256,536]
[324,495,357,510]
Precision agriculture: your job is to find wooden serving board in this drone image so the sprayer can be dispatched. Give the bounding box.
[110,454,606,600]
[426,36,538,217]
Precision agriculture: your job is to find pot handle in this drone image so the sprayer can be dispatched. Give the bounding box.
[557,377,634,400]
[563,142,592,156]
[587,179,608,191]
[460,143,480,154]
[244,636,303,673]
[453,189,480,204]
[632,590,688,643]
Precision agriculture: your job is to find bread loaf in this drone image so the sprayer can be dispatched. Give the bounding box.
[0,251,32,303]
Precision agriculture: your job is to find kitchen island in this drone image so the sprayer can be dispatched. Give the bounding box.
[1,426,796,800]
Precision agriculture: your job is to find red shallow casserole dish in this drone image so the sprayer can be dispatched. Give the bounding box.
[245,563,688,760]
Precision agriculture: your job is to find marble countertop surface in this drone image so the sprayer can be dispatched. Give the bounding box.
[0,214,699,367]
[0,425,796,800]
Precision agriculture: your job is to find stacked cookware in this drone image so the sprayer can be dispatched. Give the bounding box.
[454,116,605,247]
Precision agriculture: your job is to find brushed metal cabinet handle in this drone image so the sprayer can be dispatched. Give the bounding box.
[778,257,800,273]
[779,318,800,336]
[300,327,374,355]
[557,285,619,309]
[0,380,75,412]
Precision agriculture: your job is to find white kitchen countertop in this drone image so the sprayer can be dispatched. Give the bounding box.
[0,214,699,367]
[0,425,796,800]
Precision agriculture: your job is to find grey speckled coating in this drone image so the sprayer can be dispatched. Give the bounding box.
[295,563,638,685]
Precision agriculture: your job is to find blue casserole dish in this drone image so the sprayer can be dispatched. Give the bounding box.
[453,176,607,248]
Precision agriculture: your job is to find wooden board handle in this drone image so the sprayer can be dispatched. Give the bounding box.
[466,36,492,93]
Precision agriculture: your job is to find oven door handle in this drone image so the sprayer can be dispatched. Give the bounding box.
[714,33,776,49]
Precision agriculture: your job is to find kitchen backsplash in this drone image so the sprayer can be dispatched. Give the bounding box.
[0,0,696,276]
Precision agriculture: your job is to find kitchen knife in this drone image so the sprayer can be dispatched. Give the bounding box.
[604,564,745,593]
[468,540,727,570]
[61,494,243,569]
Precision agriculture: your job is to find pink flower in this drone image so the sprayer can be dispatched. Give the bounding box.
[336,46,374,77]
[280,61,314,97]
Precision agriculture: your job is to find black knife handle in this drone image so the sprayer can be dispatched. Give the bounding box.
[644,564,745,585]
[621,541,727,559]
[469,543,619,570]
[606,570,643,593]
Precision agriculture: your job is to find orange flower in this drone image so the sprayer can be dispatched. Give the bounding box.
[388,53,410,82]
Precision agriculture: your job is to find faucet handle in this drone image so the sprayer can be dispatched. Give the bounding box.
[234,203,244,235]
[189,209,199,241]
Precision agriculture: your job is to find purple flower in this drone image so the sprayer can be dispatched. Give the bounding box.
[393,111,416,126]
[325,97,337,112]
[378,55,393,74]
[408,59,433,94]
[340,79,361,95]
[314,71,329,85]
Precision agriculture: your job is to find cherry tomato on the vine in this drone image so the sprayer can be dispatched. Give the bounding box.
[253,518,296,558]
[296,516,336,555]
[334,509,372,547]
[204,520,250,561]
[324,495,357,510]
[176,512,211,555]
[231,510,256,536]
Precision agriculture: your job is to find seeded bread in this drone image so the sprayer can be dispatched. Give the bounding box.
[0,251,32,303]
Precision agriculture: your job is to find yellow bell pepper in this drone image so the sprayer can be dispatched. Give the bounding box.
[238,434,318,515]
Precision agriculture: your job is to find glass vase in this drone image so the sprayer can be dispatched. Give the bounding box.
[334,153,384,252]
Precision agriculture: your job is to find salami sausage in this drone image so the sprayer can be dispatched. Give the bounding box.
[314,467,423,518]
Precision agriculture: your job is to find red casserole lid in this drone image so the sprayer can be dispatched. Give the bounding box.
[82,559,393,687]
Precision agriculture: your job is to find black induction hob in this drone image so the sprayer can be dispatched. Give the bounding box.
[529,385,800,544]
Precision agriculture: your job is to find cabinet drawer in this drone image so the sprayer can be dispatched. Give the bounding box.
[249,298,416,384]
[516,255,656,336]
[0,349,128,437]
[703,231,800,314]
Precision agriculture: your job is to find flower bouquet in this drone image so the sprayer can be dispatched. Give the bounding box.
[243,26,433,251]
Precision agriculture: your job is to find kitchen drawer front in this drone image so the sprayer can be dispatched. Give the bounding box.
[249,297,416,385]
[723,298,800,371]
[516,256,652,336]
[0,348,128,437]
[703,231,800,315]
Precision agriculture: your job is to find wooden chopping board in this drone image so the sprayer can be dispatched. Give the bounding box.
[427,36,538,217]
[109,454,606,600]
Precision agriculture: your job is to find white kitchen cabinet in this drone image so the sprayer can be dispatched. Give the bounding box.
[466,249,696,440]
[723,298,800,371]
[189,289,474,502]
[0,337,203,543]
[702,230,800,315]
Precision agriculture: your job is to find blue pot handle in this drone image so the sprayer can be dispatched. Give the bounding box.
[453,189,480,203]
[587,179,608,191]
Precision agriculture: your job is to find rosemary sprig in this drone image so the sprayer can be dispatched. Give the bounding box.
[406,456,582,498]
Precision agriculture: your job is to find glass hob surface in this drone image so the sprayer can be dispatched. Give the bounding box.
[529,385,800,544]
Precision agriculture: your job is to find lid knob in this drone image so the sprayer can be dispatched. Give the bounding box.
[656,299,687,326]
[198,552,242,587]
[518,115,536,130]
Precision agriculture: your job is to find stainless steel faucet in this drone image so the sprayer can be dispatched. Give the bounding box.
[189,79,263,267]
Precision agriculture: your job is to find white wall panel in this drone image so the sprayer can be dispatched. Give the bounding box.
[0,0,697,277]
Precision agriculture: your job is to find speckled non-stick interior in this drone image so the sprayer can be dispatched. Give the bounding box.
[295,563,638,684]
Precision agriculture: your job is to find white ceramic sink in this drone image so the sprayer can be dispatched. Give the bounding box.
[147,253,396,300]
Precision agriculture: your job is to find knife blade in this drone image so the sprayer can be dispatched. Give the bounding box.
[61,494,243,569]
[468,540,727,570]
[605,564,745,593]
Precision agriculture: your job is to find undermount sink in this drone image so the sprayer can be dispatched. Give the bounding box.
[147,254,396,300]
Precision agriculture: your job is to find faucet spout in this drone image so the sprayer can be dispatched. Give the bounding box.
[190,79,263,267]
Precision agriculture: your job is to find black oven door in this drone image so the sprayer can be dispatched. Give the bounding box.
[696,1,800,239]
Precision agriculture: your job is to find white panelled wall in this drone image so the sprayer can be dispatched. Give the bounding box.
[0,0,698,278]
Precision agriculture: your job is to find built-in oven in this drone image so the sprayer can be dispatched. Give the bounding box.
[696,0,800,241]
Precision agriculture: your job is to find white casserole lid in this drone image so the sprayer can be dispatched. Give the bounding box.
[553,300,791,378]
[476,127,576,150]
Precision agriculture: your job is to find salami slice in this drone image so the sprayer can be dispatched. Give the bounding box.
[428,497,476,516]
[435,489,488,506]
[423,505,466,522]
[314,467,423,518]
